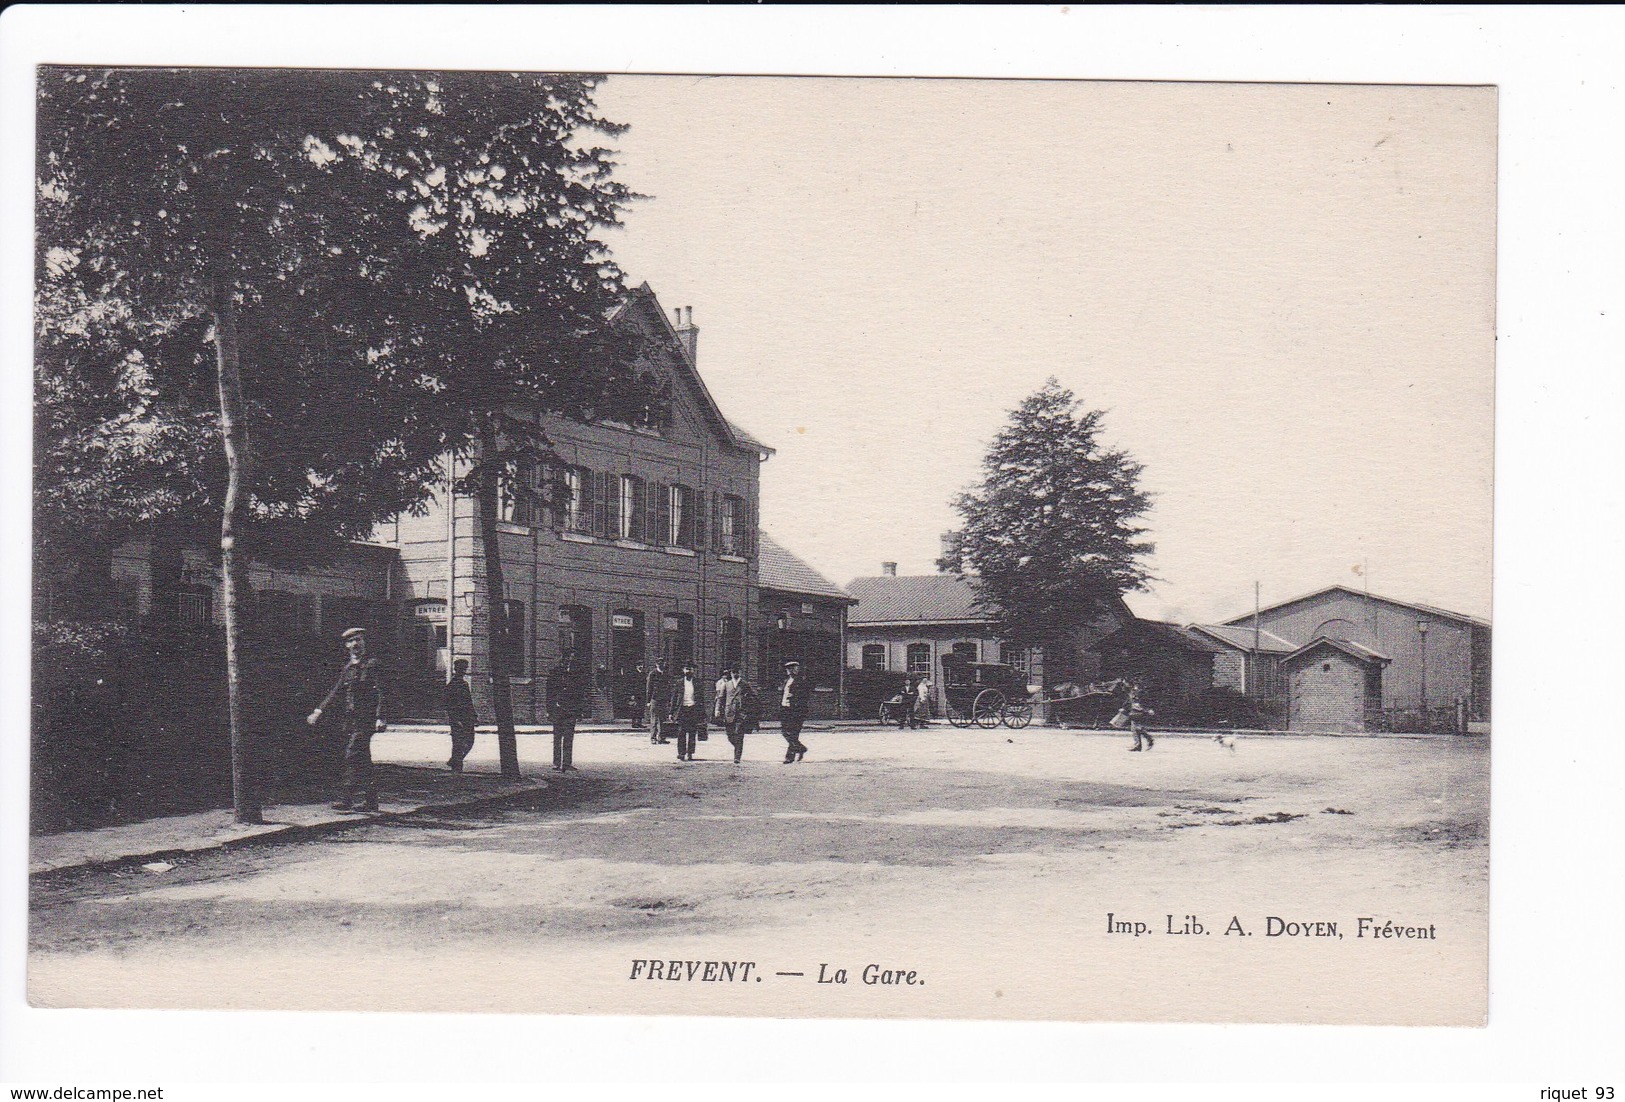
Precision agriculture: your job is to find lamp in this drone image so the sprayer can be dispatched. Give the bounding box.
[1416,620,1430,722]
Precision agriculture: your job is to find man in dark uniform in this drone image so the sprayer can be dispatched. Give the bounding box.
[667,662,706,762]
[307,627,386,812]
[645,659,670,745]
[444,658,477,772]
[779,659,812,764]
[547,654,588,772]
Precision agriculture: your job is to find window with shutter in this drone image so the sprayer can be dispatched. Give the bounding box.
[694,489,708,550]
[563,467,590,532]
[606,471,622,539]
[592,470,610,537]
[618,475,644,541]
[670,484,694,547]
[655,482,671,546]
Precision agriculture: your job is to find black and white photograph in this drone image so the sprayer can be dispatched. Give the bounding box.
[3,4,1621,1096]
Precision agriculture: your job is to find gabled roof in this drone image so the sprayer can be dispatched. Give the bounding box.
[758,533,854,603]
[609,284,774,458]
[1282,636,1392,667]
[1189,623,1300,654]
[1221,585,1489,630]
[1099,619,1226,655]
[846,573,994,626]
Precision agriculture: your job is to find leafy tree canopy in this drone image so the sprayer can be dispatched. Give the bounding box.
[940,378,1154,656]
[36,68,649,564]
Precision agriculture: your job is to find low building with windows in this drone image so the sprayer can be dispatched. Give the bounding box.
[845,565,1037,718]
[1187,622,1297,703]
[757,533,855,719]
[380,285,777,723]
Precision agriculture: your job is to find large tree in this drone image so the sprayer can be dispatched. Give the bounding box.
[37,67,461,820]
[306,72,647,777]
[38,68,651,798]
[940,378,1154,679]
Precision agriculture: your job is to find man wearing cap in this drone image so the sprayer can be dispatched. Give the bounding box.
[444,658,477,773]
[779,659,812,764]
[307,627,387,812]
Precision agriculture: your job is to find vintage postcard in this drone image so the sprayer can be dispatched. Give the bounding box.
[25,65,1494,1031]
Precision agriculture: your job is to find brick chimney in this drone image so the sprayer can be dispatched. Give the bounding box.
[674,306,698,364]
[882,562,897,577]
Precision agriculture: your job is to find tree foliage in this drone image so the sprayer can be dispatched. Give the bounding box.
[37,67,652,787]
[940,378,1154,667]
[35,68,456,563]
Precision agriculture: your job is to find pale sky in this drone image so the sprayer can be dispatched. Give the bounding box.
[593,77,1495,626]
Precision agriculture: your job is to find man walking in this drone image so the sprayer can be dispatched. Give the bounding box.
[645,659,670,745]
[668,662,706,762]
[307,627,387,812]
[1123,682,1156,752]
[713,667,735,726]
[779,659,812,763]
[444,658,477,772]
[547,654,588,772]
[725,670,759,764]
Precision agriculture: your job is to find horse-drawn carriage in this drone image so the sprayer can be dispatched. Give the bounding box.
[936,656,1135,730]
[939,658,1035,729]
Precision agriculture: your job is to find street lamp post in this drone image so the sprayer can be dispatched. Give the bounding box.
[1416,620,1430,730]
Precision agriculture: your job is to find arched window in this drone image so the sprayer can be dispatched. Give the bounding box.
[862,643,887,671]
[907,643,932,675]
[1312,618,1360,642]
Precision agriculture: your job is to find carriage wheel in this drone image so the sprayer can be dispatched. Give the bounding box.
[973,689,1005,729]
[947,701,973,728]
[1003,701,1034,729]
[877,702,896,727]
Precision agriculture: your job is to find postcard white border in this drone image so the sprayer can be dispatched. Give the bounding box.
[2,3,1621,1091]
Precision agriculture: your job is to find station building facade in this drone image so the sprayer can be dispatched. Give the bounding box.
[379,285,777,724]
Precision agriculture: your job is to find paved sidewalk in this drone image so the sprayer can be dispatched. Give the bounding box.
[29,761,549,878]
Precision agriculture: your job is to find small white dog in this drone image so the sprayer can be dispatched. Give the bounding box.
[1213,735,1238,753]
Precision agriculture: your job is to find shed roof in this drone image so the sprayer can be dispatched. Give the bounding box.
[1282,636,1392,667]
[846,573,993,626]
[1099,619,1227,655]
[758,533,853,603]
[1189,623,1300,654]
[1221,585,1490,630]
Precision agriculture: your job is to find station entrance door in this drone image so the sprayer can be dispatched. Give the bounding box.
[611,610,645,720]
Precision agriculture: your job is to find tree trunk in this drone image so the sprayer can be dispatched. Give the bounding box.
[212,285,262,823]
[476,413,521,777]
